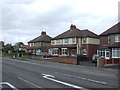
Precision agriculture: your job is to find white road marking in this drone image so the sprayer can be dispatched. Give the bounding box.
[42,74,89,90]
[55,72,107,85]
[18,77,42,88]
[0,82,16,88]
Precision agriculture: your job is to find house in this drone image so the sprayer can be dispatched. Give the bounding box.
[0,41,4,52]
[98,22,120,64]
[49,24,100,59]
[28,31,52,54]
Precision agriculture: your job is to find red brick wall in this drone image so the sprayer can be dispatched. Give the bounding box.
[52,57,77,64]
[100,36,108,46]
[105,59,120,64]
[83,44,99,60]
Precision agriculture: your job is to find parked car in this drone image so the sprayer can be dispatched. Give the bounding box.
[36,52,52,56]
[92,54,100,63]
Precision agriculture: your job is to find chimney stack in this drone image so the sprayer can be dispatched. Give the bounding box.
[41,31,46,35]
[70,24,76,30]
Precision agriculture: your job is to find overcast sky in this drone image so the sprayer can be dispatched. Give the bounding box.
[0,0,119,45]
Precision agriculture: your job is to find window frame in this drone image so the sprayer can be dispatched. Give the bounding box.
[112,48,120,58]
[115,34,120,42]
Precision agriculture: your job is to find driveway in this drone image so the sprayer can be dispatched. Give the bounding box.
[79,60,119,70]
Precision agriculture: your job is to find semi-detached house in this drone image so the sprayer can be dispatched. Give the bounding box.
[98,22,120,64]
[28,31,52,54]
[49,24,100,59]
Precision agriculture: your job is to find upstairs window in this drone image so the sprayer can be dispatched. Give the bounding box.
[115,34,120,42]
[83,38,87,43]
[65,39,69,44]
[57,40,60,45]
[108,36,110,43]
[51,41,55,45]
[72,38,76,44]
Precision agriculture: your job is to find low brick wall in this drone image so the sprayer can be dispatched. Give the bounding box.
[23,55,43,60]
[105,59,120,64]
[52,56,77,65]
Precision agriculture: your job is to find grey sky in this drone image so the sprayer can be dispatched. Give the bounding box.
[0,0,119,45]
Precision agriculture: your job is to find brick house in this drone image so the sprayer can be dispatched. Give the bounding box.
[98,22,120,64]
[28,31,52,54]
[49,24,100,59]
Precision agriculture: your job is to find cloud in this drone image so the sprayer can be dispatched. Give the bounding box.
[1,0,119,45]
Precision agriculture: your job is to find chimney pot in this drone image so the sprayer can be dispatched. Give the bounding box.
[70,24,76,30]
[41,31,46,35]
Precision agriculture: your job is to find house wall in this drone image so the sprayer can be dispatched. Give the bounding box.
[82,37,100,44]
[100,36,108,46]
[83,44,99,59]
[51,38,77,45]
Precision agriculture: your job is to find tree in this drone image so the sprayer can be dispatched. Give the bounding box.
[3,44,14,53]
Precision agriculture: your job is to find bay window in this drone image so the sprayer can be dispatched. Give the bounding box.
[112,48,120,58]
[53,48,59,55]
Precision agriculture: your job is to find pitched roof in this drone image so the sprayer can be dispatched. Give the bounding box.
[52,25,98,40]
[28,31,52,43]
[82,29,99,38]
[99,22,120,36]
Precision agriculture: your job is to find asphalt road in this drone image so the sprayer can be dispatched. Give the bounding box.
[1,57,119,90]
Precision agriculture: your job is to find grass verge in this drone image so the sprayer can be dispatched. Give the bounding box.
[11,57,28,61]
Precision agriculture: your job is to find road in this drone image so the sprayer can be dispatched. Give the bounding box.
[1,57,119,89]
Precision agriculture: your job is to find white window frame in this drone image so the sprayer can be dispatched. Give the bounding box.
[112,48,120,58]
[115,34,120,42]
[49,48,53,55]
[62,48,67,56]
[105,49,110,59]
[97,49,105,57]
[53,48,59,55]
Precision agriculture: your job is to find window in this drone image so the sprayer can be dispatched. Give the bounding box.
[98,49,109,59]
[39,42,41,46]
[105,49,110,59]
[72,38,76,44]
[57,40,60,45]
[83,38,87,43]
[115,34,120,42]
[97,49,105,57]
[52,48,59,55]
[35,43,39,46]
[51,41,55,45]
[62,48,67,56]
[32,43,35,46]
[49,49,53,55]
[108,36,110,43]
[112,48,120,58]
[83,49,87,55]
[29,43,32,47]
[65,39,69,44]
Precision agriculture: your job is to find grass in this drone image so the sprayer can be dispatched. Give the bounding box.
[11,57,28,61]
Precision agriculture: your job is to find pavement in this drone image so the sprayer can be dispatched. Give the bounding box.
[1,57,120,89]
